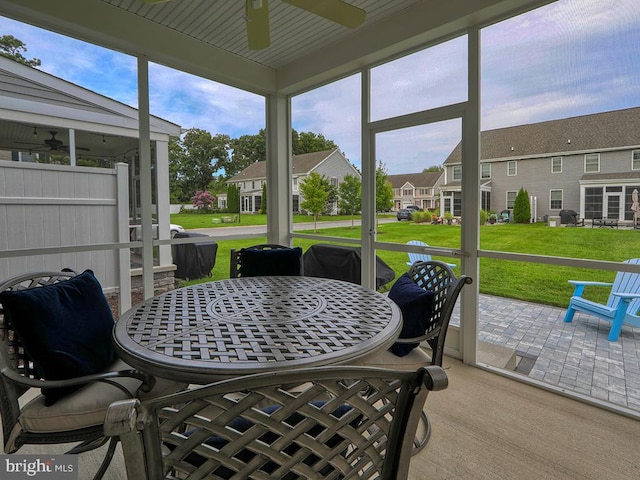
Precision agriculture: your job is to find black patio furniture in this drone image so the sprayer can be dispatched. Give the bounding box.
[0,270,184,480]
[362,260,472,453]
[229,244,303,278]
[104,364,448,480]
[303,243,396,290]
[591,217,619,228]
[172,232,218,280]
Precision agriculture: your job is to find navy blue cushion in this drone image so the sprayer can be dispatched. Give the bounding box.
[0,270,116,405]
[239,247,303,277]
[388,273,436,357]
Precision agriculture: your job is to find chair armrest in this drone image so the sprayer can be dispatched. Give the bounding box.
[421,365,448,391]
[611,292,640,300]
[568,280,613,287]
[0,367,153,391]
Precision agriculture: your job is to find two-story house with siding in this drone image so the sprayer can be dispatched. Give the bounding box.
[441,107,640,222]
[221,148,360,214]
[388,171,443,211]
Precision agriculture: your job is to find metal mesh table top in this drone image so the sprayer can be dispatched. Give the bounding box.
[113,276,401,383]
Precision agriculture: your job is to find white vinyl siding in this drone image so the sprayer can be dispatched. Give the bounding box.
[551,156,562,173]
[507,161,517,176]
[584,153,600,173]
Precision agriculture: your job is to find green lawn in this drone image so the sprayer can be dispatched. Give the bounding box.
[170,213,391,229]
[177,221,637,309]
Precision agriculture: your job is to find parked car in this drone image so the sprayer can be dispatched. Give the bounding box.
[170,224,185,237]
[396,205,423,221]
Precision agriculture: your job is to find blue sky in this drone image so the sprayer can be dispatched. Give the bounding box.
[1,0,639,174]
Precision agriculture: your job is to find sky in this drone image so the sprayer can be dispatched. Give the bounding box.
[1,0,639,174]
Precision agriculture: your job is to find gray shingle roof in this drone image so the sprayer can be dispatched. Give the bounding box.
[228,149,337,182]
[444,107,640,164]
[387,171,442,188]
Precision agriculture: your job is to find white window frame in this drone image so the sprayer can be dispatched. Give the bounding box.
[632,150,640,171]
[507,161,517,176]
[550,189,563,210]
[506,191,517,209]
[481,163,491,179]
[584,153,600,173]
[551,156,562,173]
[453,165,462,181]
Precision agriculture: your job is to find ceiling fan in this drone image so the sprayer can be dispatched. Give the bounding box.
[16,130,90,153]
[140,0,366,50]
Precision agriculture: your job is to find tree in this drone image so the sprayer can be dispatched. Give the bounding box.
[260,182,267,214]
[513,187,531,223]
[293,131,337,155]
[169,129,230,202]
[228,130,266,177]
[191,190,216,211]
[0,35,41,67]
[338,174,362,228]
[227,184,240,213]
[423,165,444,173]
[375,163,394,214]
[299,172,333,232]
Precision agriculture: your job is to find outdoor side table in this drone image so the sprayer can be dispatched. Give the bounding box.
[113,276,402,384]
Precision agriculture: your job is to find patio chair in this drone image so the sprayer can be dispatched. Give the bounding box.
[0,270,185,480]
[104,364,449,480]
[362,260,472,453]
[405,240,456,268]
[564,258,640,341]
[230,244,303,278]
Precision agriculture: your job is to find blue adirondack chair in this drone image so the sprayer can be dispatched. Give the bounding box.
[406,240,456,268]
[564,258,640,341]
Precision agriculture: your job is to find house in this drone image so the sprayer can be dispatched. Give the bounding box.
[388,171,443,211]
[441,106,640,221]
[221,149,360,213]
[0,55,182,293]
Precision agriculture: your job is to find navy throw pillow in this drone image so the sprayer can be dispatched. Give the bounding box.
[387,273,436,357]
[239,247,303,277]
[0,270,116,405]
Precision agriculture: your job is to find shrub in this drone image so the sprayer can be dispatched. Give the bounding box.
[513,187,531,223]
[480,209,489,225]
[191,190,216,211]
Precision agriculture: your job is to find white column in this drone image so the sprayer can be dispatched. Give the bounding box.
[137,56,154,298]
[360,69,375,290]
[68,128,76,166]
[155,139,172,266]
[265,93,292,246]
[116,162,132,314]
[460,28,481,365]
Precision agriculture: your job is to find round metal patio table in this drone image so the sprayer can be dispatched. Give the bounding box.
[113,276,402,383]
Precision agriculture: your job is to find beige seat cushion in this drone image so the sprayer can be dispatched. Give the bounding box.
[15,360,184,436]
[362,346,433,371]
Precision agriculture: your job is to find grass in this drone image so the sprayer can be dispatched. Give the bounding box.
[170,213,392,229]
[176,221,638,309]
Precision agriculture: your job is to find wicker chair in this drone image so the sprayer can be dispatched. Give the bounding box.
[230,244,302,278]
[363,260,472,453]
[105,364,448,480]
[0,270,184,480]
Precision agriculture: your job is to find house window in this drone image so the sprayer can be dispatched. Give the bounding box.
[402,188,413,196]
[506,191,517,209]
[453,165,462,181]
[584,153,600,173]
[550,190,563,210]
[292,177,298,190]
[331,176,338,187]
[507,161,517,176]
[420,188,430,195]
[584,187,603,219]
[251,181,255,189]
[633,150,640,170]
[481,163,491,179]
[481,191,491,212]
[551,157,562,173]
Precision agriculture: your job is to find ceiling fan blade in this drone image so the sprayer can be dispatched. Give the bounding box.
[283,0,366,28]
[246,0,270,50]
